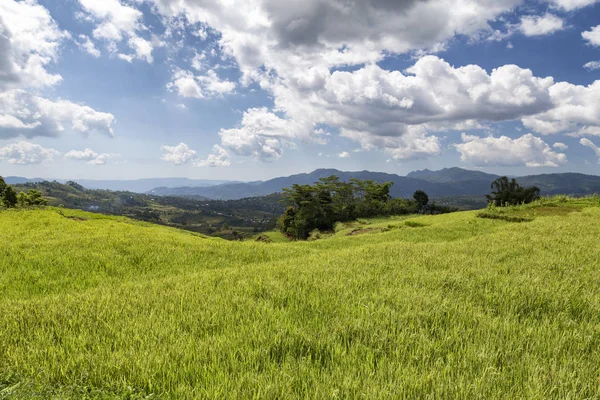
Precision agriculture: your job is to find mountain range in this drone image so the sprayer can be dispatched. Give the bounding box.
[147,167,600,200]
[7,168,600,201]
[4,177,233,193]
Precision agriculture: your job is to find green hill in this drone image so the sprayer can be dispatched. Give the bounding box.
[1,198,600,398]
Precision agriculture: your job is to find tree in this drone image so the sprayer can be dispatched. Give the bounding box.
[26,189,47,206]
[280,176,400,239]
[486,177,540,206]
[17,192,30,207]
[413,190,429,208]
[1,186,18,208]
[0,176,7,197]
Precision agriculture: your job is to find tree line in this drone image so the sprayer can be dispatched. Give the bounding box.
[278,176,453,239]
[0,177,47,208]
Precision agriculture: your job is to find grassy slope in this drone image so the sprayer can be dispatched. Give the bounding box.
[1,200,600,398]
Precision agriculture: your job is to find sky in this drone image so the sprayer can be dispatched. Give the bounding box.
[0,0,599,181]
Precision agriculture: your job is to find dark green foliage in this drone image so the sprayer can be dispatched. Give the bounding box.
[0,176,7,197]
[25,189,48,206]
[413,190,429,210]
[133,208,161,222]
[477,212,533,223]
[1,186,18,208]
[66,181,85,191]
[405,220,427,228]
[279,176,440,239]
[486,177,541,206]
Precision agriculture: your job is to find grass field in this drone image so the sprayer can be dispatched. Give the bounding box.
[1,197,600,398]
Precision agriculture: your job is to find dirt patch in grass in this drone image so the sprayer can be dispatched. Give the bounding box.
[255,234,273,243]
[348,228,381,236]
[522,206,582,217]
[477,213,532,223]
[64,216,88,221]
[405,220,427,228]
[478,205,581,223]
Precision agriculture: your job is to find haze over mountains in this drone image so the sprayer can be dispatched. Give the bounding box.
[147,168,600,200]
[4,177,233,193]
[6,168,600,201]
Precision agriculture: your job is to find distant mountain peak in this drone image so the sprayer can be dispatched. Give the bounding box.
[406,167,499,183]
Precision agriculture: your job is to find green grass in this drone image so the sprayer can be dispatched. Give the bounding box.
[1,198,600,398]
[261,231,290,243]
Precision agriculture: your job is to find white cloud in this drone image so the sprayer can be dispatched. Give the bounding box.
[338,151,350,159]
[77,0,161,63]
[582,25,600,46]
[196,145,231,167]
[341,127,442,161]
[0,0,67,89]
[547,0,599,10]
[455,133,567,167]
[167,70,203,98]
[79,0,141,41]
[167,69,236,98]
[519,14,564,37]
[64,148,115,165]
[0,89,115,139]
[76,35,101,57]
[218,107,308,161]
[161,143,198,165]
[145,0,523,86]
[117,53,134,63]
[521,81,600,136]
[584,61,600,71]
[136,0,599,162]
[553,142,568,150]
[161,142,231,167]
[191,51,206,71]
[197,70,236,95]
[0,140,59,164]
[580,138,600,158]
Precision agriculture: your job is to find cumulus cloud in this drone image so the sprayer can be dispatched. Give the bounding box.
[0,140,59,164]
[0,89,115,139]
[547,0,599,10]
[553,142,568,150]
[0,0,67,89]
[118,0,599,162]
[161,142,197,165]
[582,25,600,46]
[77,0,162,63]
[338,151,350,159]
[76,34,101,57]
[64,148,115,165]
[341,127,442,161]
[196,145,231,167]
[584,61,600,70]
[218,107,310,161]
[521,81,600,136]
[167,69,235,98]
[146,0,522,74]
[161,142,231,167]
[518,14,564,36]
[580,138,600,158]
[455,133,567,167]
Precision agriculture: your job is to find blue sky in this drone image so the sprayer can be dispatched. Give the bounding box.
[0,0,599,181]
